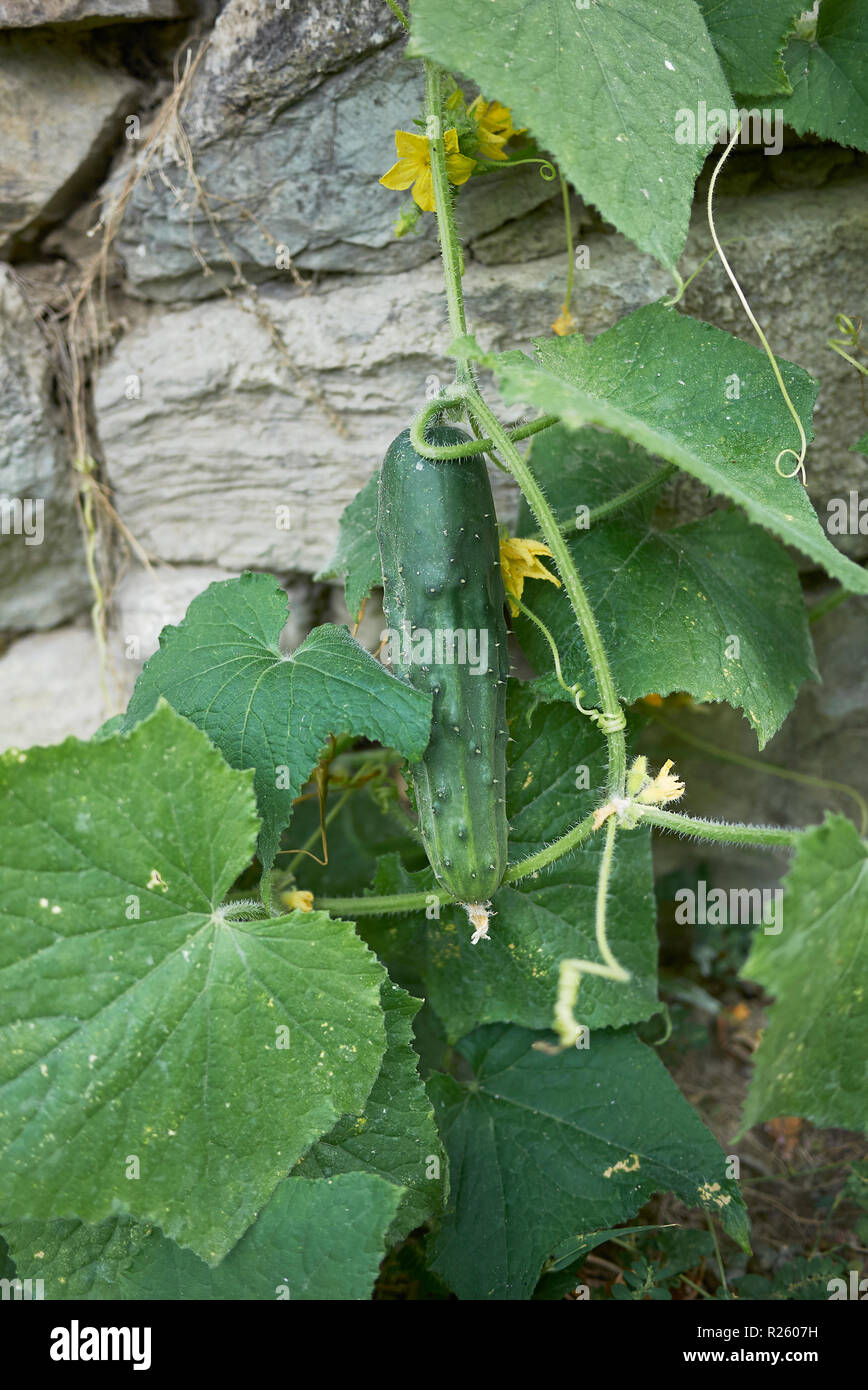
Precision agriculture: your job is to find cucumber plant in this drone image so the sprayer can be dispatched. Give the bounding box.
[1,0,866,1304]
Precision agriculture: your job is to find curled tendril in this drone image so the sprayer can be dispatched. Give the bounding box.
[775,448,807,483]
[475,155,557,181]
[707,122,808,486]
[827,314,867,385]
[834,313,861,345]
[574,689,627,734]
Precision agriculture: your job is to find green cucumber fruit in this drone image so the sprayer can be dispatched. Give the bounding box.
[377,425,509,907]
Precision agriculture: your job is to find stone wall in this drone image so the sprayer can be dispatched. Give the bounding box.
[0,0,866,860]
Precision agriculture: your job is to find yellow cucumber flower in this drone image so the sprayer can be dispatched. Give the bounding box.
[468,95,525,159]
[500,537,561,616]
[380,128,475,211]
[280,889,314,913]
[594,757,686,831]
[635,758,685,805]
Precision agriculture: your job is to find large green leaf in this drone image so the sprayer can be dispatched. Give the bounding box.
[778,0,868,153]
[409,0,732,271]
[296,982,446,1239]
[0,1217,143,1300]
[461,303,868,595]
[0,703,387,1264]
[740,815,868,1136]
[123,573,432,872]
[3,1174,401,1300]
[513,426,818,745]
[359,686,659,1041]
[428,1023,749,1300]
[697,0,803,95]
[315,470,382,619]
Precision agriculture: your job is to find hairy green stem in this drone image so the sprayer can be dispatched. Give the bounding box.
[510,415,561,444]
[586,465,676,526]
[384,0,410,31]
[647,708,867,835]
[424,61,473,387]
[529,463,677,541]
[504,810,597,883]
[808,586,853,625]
[410,398,559,459]
[639,805,803,848]
[318,891,438,917]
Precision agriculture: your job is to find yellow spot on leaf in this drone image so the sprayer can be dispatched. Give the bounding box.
[604,1153,641,1179]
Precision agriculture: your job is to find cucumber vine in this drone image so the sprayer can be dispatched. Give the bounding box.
[322,46,824,1044]
[4,0,865,1307]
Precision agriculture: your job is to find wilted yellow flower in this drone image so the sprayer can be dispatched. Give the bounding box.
[500,537,561,616]
[635,758,685,805]
[552,304,579,336]
[281,889,314,913]
[467,96,525,159]
[380,128,475,211]
[594,757,685,832]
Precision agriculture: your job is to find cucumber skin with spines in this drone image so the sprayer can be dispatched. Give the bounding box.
[377,426,509,904]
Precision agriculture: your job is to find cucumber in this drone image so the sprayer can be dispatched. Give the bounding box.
[377,426,509,913]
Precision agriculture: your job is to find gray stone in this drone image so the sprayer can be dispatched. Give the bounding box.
[0,267,91,630]
[94,178,868,576]
[0,565,320,751]
[0,31,140,256]
[111,562,242,672]
[111,561,317,670]
[0,622,118,751]
[93,242,671,574]
[0,1,187,26]
[111,23,554,297]
[181,0,405,144]
[472,191,594,266]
